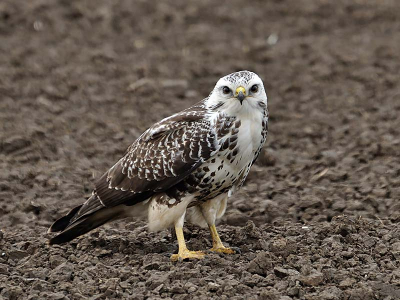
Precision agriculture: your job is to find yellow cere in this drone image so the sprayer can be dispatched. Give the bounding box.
[235,86,246,96]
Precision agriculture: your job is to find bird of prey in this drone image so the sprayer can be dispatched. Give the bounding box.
[48,70,268,261]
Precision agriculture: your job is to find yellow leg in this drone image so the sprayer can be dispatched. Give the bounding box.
[209,224,236,254]
[170,226,205,262]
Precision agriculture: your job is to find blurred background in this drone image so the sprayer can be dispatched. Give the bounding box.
[1,0,400,298]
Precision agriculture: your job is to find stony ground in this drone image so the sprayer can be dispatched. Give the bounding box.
[0,0,399,299]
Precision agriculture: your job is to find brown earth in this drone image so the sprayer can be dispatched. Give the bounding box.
[1,0,400,299]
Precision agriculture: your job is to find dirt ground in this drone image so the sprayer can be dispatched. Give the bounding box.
[1,0,400,299]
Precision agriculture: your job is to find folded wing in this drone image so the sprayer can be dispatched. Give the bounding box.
[56,101,219,230]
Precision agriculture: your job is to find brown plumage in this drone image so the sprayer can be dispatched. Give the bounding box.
[48,102,217,244]
[48,71,269,261]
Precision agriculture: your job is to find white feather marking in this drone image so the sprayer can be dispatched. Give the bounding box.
[147,194,194,231]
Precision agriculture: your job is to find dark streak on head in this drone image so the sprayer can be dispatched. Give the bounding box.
[223,71,256,85]
[210,101,224,111]
[258,101,267,109]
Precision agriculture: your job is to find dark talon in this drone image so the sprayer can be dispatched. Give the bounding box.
[231,247,241,254]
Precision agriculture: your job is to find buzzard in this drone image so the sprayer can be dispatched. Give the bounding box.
[48,70,269,261]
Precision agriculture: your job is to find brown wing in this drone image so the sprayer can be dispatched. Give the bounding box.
[72,101,219,221]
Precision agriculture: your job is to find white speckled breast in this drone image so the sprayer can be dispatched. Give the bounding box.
[193,112,265,200]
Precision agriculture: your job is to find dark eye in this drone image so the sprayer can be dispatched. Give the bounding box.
[250,84,259,93]
[222,86,231,95]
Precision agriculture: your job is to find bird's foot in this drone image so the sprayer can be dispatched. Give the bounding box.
[210,246,241,255]
[170,250,206,262]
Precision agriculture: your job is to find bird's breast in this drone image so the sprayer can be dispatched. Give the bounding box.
[191,115,264,198]
[235,118,264,159]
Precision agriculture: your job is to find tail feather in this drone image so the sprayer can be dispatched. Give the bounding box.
[48,205,83,233]
[48,206,123,245]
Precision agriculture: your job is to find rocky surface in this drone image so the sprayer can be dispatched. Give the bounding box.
[0,0,399,299]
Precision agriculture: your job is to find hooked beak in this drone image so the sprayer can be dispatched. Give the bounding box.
[235,86,246,104]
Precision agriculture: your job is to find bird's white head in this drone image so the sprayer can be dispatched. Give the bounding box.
[206,71,267,117]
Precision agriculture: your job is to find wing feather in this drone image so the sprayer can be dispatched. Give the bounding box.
[75,101,218,218]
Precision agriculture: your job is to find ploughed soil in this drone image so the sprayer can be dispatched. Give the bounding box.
[1,0,399,299]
